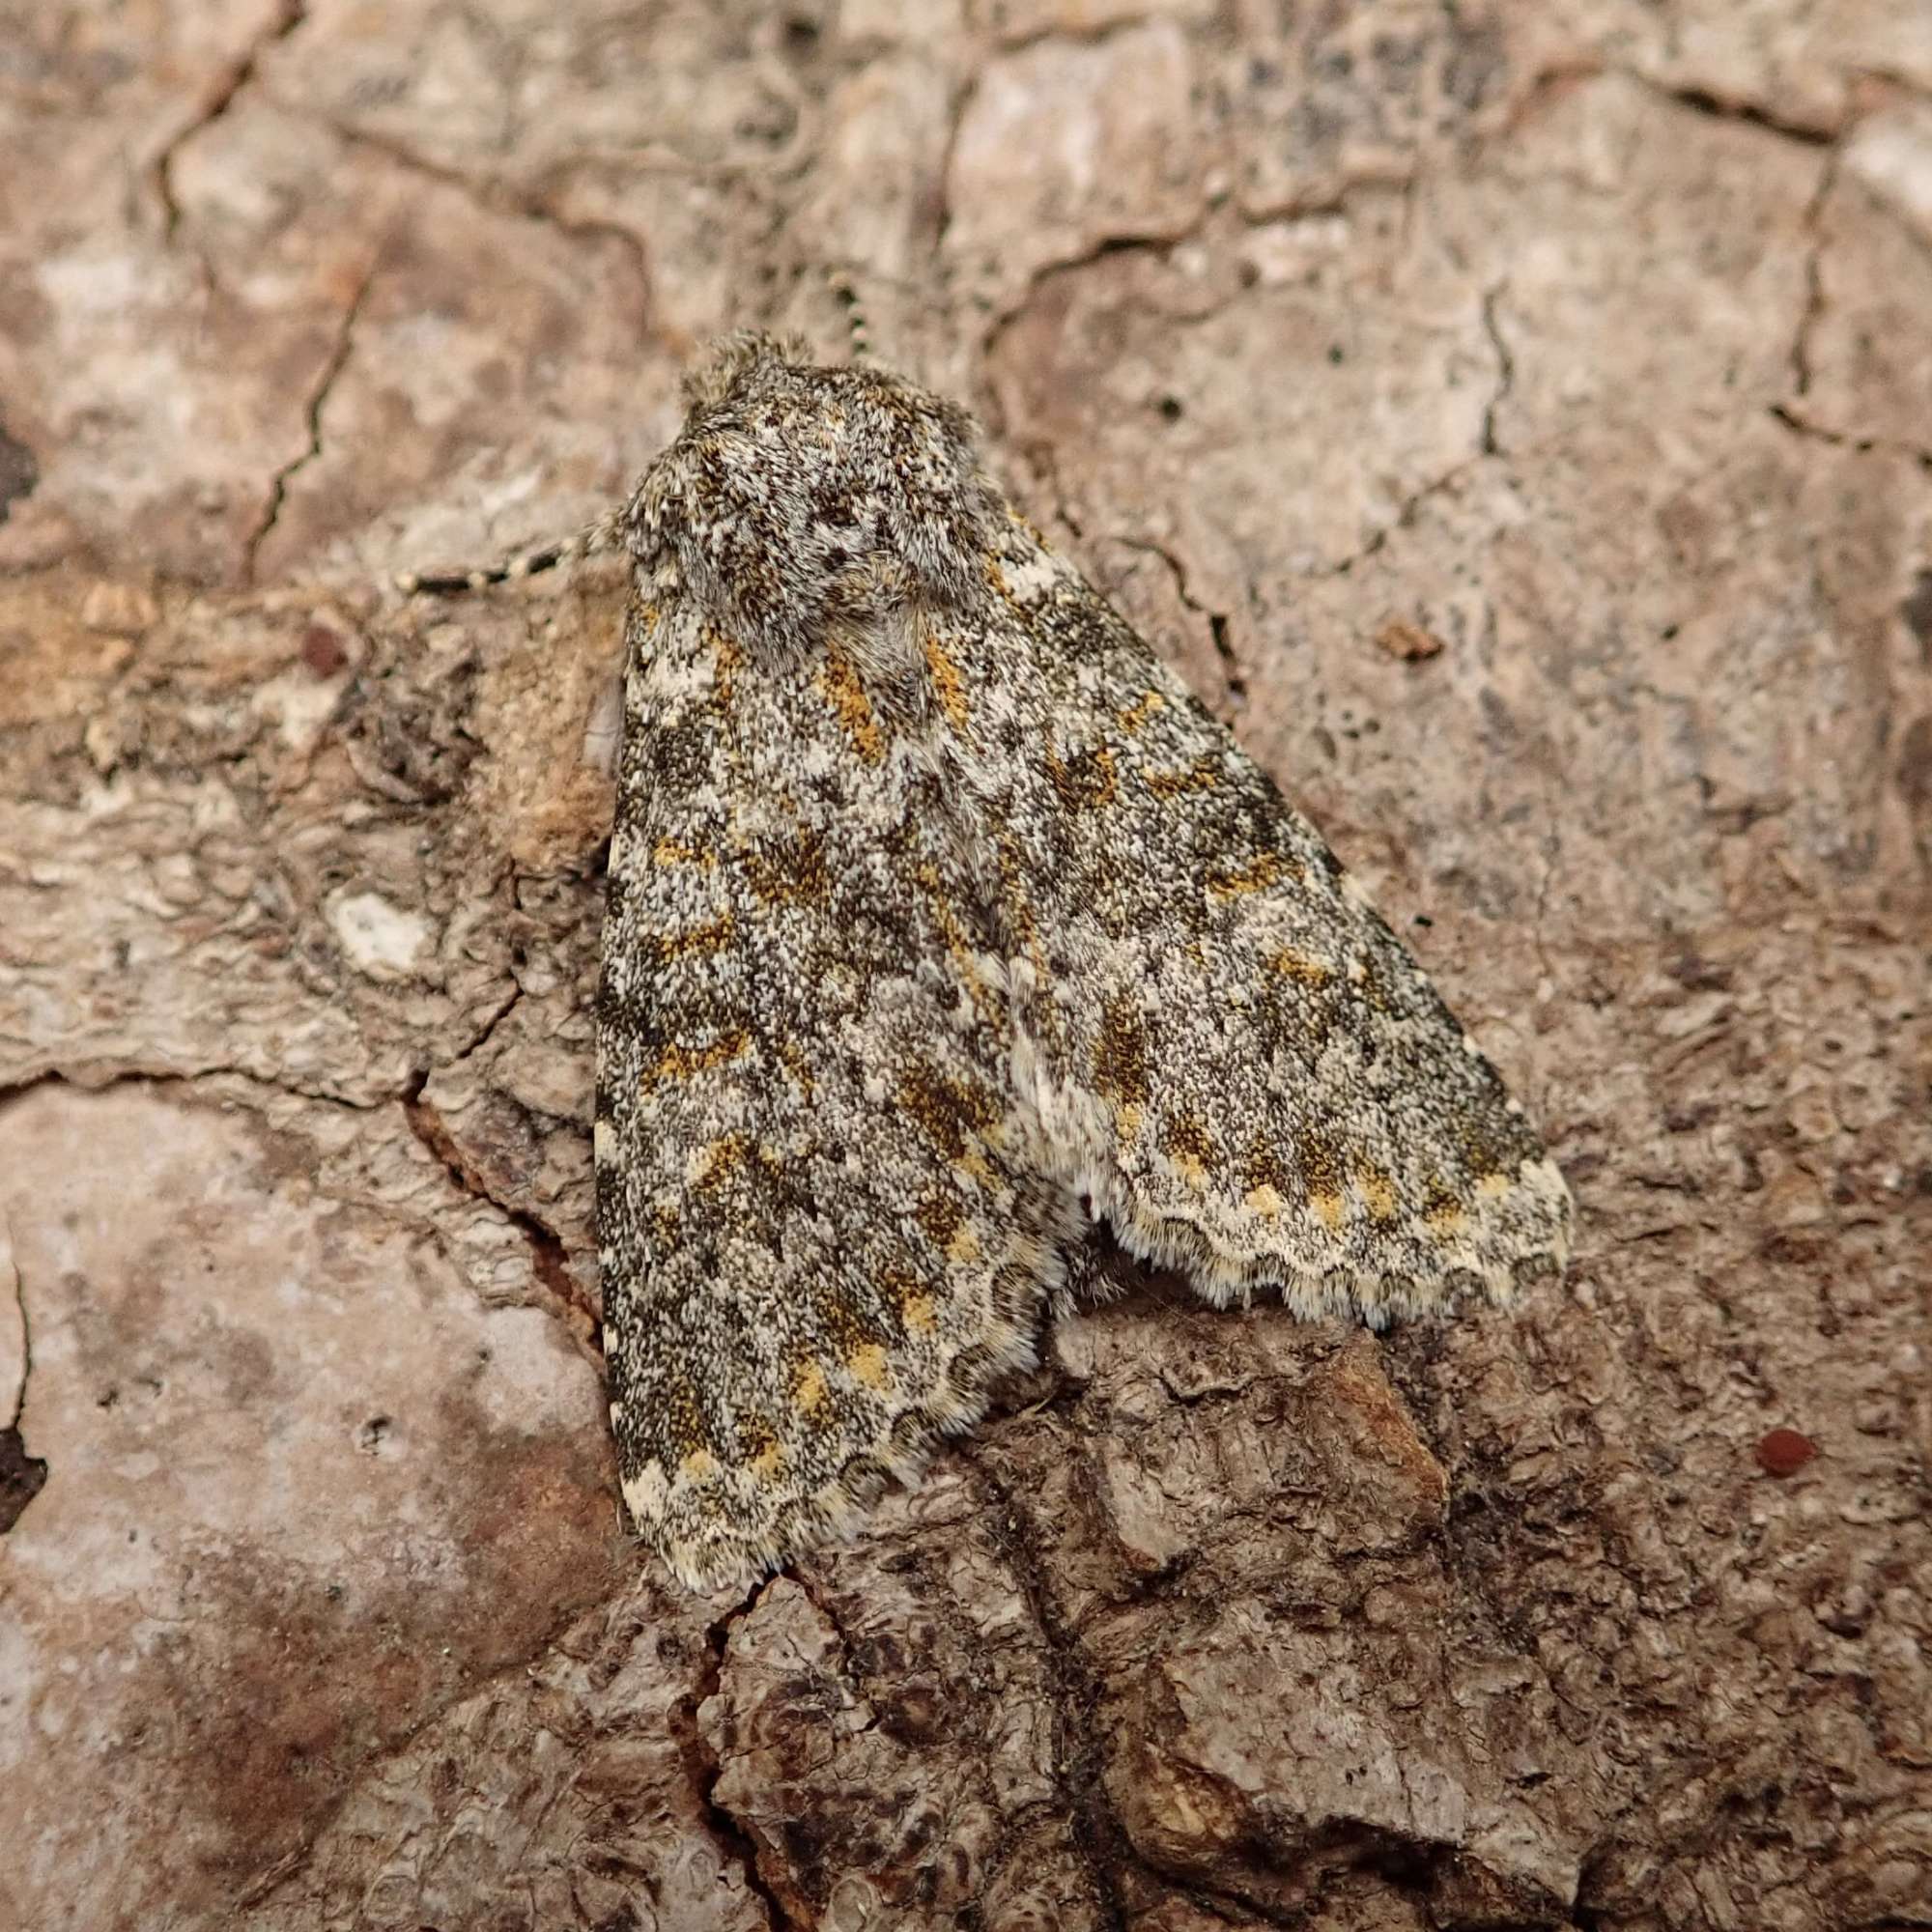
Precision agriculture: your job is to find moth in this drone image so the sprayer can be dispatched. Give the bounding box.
[413,333,1571,1591]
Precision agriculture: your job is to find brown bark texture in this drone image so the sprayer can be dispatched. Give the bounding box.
[3,4,1930,1928]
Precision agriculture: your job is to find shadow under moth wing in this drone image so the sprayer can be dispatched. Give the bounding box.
[594,333,1572,1590]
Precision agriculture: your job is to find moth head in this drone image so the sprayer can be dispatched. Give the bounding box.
[625,334,1002,653]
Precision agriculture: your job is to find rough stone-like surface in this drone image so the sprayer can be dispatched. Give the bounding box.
[3,4,1928,1928]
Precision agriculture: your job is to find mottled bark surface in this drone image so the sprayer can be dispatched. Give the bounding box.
[3,4,1929,1928]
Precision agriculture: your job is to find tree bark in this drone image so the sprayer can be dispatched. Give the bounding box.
[3,4,1929,1927]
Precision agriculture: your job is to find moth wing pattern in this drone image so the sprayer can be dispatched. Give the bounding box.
[596,584,1066,1591]
[574,331,1570,1590]
[933,528,1572,1321]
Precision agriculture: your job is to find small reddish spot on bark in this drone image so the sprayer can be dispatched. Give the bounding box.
[1755,1428,1816,1477]
[301,624,347,677]
[1375,617,1446,662]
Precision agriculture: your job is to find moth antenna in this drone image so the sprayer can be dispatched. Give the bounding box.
[396,503,627,597]
[827,267,873,363]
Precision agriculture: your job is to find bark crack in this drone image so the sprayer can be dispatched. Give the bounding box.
[981,227,1213,367]
[445,981,525,1073]
[966,1452,1133,1932]
[153,0,309,238]
[932,67,980,255]
[1505,65,1850,155]
[1789,142,1844,400]
[674,1580,792,1930]
[1639,77,1840,149]
[1480,280,1515,457]
[400,1074,596,1345]
[1767,403,1932,469]
[242,263,377,585]
[1767,142,1932,463]
[233,1588,630,1914]
[1310,450,1492,582]
[1111,534,1247,710]
[0,1062,390,1120]
[311,115,657,328]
